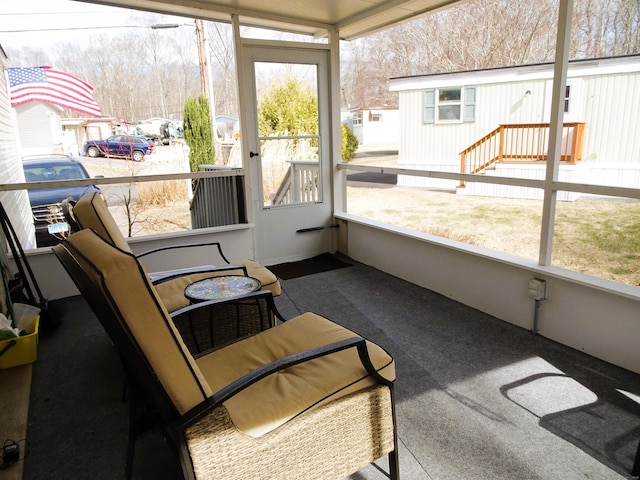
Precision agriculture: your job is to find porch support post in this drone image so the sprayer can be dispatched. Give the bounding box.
[231,14,252,226]
[329,29,345,214]
[538,0,573,266]
[328,29,346,254]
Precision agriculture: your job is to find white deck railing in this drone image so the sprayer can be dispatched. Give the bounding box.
[272,160,320,205]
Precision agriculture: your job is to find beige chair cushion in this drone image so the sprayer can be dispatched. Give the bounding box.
[242,259,281,296]
[64,229,212,414]
[72,192,131,252]
[196,312,395,438]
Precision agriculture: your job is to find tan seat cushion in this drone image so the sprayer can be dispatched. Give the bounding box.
[196,312,395,438]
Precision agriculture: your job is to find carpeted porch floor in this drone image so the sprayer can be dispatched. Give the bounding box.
[18,254,640,479]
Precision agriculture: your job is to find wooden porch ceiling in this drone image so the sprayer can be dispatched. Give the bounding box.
[74,0,468,40]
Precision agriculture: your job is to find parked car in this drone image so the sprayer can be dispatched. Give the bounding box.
[22,155,101,247]
[82,135,154,162]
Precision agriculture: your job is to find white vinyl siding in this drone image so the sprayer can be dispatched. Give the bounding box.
[581,70,640,166]
[0,58,36,249]
[410,79,543,164]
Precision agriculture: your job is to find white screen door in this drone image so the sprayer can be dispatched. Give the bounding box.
[241,43,333,264]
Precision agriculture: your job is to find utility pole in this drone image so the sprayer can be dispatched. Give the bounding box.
[194,19,209,98]
[195,18,218,149]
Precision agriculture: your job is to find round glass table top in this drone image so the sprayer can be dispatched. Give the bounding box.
[184,275,262,302]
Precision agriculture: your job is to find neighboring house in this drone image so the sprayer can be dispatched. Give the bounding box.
[389,54,640,200]
[13,102,66,157]
[14,104,118,158]
[0,45,36,249]
[215,115,239,144]
[344,107,399,145]
[62,117,119,156]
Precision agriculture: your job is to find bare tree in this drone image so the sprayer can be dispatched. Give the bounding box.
[206,22,239,117]
[340,0,639,109]
[573,0,640,57]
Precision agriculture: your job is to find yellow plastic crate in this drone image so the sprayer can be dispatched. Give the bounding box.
[0,316,39,369]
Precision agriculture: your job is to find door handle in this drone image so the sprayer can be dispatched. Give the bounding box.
[249,151,259,158]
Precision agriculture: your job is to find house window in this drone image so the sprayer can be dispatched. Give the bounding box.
[352,111,362,126]
[423,86,476,124]
[438,88,461,120]
[371,113,382,122]
[564,85,571,113]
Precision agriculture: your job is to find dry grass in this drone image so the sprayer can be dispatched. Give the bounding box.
[137,180,189,206]
[131,181,192,235]
[347,184,640,287]
[82,146,193,236]
[129,202,193,235]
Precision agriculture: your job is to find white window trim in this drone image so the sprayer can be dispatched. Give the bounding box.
[436,87,463,123]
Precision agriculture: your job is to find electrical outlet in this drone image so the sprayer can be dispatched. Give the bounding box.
[528,278,546,300]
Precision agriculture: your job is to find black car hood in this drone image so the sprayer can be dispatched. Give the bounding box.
[28,185,100,206]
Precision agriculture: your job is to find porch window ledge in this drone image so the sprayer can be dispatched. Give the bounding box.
[334,212,640,302]
[21,223,256,256]
[125,222,255,246]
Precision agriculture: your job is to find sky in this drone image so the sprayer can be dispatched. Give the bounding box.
[0,0,175,51]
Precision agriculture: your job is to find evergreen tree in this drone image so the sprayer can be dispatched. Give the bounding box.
[183,96,214,173]
[258,77,318,137]
[258,77,358,159]
[341,123,359,161]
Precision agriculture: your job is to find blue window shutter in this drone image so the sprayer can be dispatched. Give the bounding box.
[463,86,476,122]
[423,89,435,124]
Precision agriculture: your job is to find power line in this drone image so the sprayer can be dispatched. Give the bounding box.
[0,11,122,16]
[0,26,148,34]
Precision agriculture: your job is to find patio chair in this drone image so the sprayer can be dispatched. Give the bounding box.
[52,228,399,480]
[63,191,280,312]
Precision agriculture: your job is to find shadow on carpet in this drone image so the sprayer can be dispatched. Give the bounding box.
[270,253,352,280]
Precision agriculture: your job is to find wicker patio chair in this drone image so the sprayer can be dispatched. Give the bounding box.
[52,229,399,480]
[62,191,280,312]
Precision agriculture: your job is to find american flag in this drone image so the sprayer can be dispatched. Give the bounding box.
[7,66,101,118]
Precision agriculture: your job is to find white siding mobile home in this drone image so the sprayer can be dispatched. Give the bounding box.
[14,102,65,157]
[390,54,640,199]
[348,107,400,145]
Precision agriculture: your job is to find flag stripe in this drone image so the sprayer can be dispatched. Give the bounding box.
[46,68,96,100]
[11,83,99,109]
[10,92,102,117]
[11,79,97,105]
[7,66,101,117]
